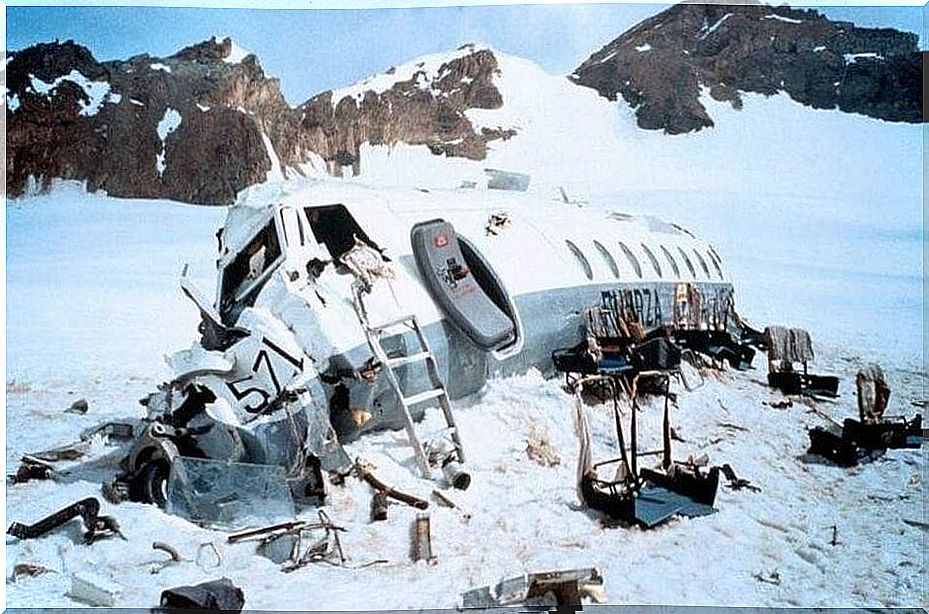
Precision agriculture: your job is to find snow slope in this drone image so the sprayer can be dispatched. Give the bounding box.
[356,49,922,204]
[5,177,926,609]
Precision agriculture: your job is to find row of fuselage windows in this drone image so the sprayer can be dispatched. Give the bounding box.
[564,238,725,282]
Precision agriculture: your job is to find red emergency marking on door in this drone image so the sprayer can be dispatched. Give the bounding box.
[435,233,449,248]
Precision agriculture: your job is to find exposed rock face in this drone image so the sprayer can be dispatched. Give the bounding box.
[571,3,925,134]
[6,38,285,204]
[6,40,512,203]
[299,45,513,176]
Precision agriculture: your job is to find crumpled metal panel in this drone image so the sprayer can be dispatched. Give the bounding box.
[166,456,294,527]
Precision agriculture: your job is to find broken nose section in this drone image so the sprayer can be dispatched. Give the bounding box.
[108,373,352,527]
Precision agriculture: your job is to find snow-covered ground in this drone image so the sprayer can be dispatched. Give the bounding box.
[5,176,925,609]
[5,48,926,609]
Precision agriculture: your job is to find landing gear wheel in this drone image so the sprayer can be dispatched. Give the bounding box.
[131,460,171,507]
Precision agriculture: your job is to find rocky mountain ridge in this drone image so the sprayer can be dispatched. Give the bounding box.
[6,4,925,204]
[6,39,511,203]
[571,3,924,134]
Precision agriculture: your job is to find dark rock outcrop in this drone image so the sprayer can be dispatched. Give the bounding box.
[297,45,514,177]
[6,38,284,204]
[6,40,512,203]
[571,3,925,134]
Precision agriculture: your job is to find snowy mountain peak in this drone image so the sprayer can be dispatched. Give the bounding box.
[572,3,924,133]
[297,43,513,173]
[328,43,493,108]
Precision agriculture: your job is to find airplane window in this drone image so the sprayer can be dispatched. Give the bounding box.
[707,247,725,280]
[692,248,711,278]
[659,245,681,278]
[617,241,642,279]
[593,240,620,278]
[676,246,697,278]
[565,239,593,281]
[640,243,663,278]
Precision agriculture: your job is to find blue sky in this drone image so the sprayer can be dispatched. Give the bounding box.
[7,3,925,105]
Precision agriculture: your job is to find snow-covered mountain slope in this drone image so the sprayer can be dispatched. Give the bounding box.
[356,48,922,207]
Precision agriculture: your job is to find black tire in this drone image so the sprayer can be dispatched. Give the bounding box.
[133,460,171,507]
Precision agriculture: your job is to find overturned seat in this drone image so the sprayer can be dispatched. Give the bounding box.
[573,374,719,529]
[807,364,923,465]
[764,326,839,397]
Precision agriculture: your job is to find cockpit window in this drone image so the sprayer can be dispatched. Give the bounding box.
[659,245,680,278]
[219,219,282,324]
[707,247,724,280]
[593,240,620,278]
[565,239,593,280]
[676,246,696,278]
[692,248,711,278]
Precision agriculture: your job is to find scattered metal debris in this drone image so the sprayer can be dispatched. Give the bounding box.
[153,541,183,561]
[460,567,604,608]
[227,511,351,572]
[719,464,760,493]
[484,211,510,236]
[8,458,54,484]
[525,422,561,467]
[356,459,429,510]
[7,497,124,544]
[716,421,750,433]
[9,563,52,583]
[410,512,434,563]
[196,542,222,570]
[65,398,89,414]
[485,168,530,191]
[371,491,389,522]
[69,572,123,606]
[752,569,781,586]
[281,511,347,572]
[160,578,244,612]
[150,541,184,574]
[432,489,472,522]
[763,399,793,409]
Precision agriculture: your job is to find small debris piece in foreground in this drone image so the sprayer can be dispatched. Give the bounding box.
[65,399,89,414]
[69,572,123,607]
[7,497,124,543]
[459,568,605,608]
[356,459,429,510]
[9,563,51,583]
[160,578,244,612]
[410,512,434,563]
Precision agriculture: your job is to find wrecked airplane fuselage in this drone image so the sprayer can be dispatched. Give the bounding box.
[115,181,742,509]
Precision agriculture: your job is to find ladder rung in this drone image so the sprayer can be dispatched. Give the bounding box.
[368,314,416,332]
[386,352,432,368]
[402,388,445,407]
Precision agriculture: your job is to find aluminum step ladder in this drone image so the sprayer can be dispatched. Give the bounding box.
[351,283,466,479]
